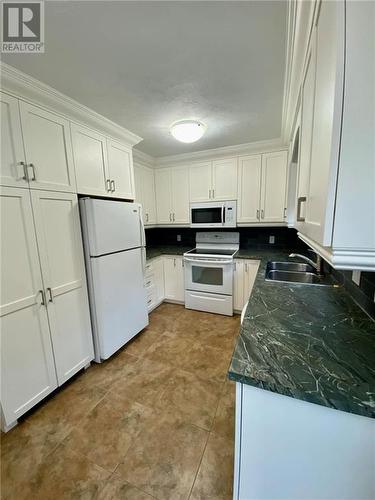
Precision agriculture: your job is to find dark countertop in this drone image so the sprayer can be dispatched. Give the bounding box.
[228,249,375,419]
[145,245,375,418]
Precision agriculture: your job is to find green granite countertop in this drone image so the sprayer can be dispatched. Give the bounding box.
[228,250,375,419]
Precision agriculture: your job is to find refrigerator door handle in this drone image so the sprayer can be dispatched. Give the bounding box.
[139,206,146,247]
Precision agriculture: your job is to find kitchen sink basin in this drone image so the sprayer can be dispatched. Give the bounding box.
[266,261,315,273]
[265,262,335,286]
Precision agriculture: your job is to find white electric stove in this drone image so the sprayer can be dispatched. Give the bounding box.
[183,232,239,316]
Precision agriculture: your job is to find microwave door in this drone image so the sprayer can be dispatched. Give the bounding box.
[192,206,222,226]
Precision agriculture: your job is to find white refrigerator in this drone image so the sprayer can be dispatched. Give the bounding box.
[79,198,149,362]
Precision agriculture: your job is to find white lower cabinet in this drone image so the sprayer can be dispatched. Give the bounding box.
[0,187,94,430]
[144,257,165,312]
[233,259,260,312]
[163,256,184,302]
[0,188,58,429]
[234,383,375,500]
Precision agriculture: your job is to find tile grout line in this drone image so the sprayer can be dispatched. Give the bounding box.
[186,380,226,499]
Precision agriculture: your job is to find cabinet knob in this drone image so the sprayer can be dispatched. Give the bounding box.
[28,163,36,181]
[106,179,111,191]
[256,209,260,220]
[110,180,115,192]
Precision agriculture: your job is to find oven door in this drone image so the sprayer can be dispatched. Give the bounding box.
[190,203,224,228]
[184,257,233,295]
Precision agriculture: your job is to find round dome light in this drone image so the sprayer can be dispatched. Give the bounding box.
[170,120,206,143]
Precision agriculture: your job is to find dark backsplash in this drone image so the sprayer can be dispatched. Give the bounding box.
[330,268,375,319]
[145,226,307,250]
[146,226,375,319]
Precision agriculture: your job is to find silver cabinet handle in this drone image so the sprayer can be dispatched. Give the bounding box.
[234,262,237,271]
[110,180,115,192]
[173,213,175,222]
[256,209,260,220]
[261,209,264,219]
[146,213,149,223]
[20,161,28,180]
[245,263,248,272]
[174,258,176,267]
[212,189,215,199]
[106,179,111,192]
[28,163,36,181]
[208,189,211,199]
[39,289,46,306]
[284,207,287,219]
[47,287,53,303]
[296,196,306,222]
[169,213,172,222]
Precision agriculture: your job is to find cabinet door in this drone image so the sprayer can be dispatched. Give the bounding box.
[305,1,343,246]
[19,101,76,192]
[31,191,94,385]
[189,162,212,202]
[212,158,238,200]
[163,256,177,299]
[0,188,57,426]
[155,168,172,224]
[175,257,185,302]
[164,256,184,301]
[153,258,165,304]
[260,151,288,222]
[171,166,190,224]
[71,123,109,197]
[243,260,260,301]
[297,42,317,227]
[142,166,157,225]
[0,93,28,188]
[107,139,135,200]
[134,164,143,204]
[237,155,262,223]
[233,260,244,311]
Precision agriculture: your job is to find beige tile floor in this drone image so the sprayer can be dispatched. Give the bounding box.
[1,303,239,500]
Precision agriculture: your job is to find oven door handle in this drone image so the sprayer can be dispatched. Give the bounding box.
[184,257,233,265]
[221,205,224,225]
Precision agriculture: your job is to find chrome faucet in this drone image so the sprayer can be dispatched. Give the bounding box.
[289,252,323,275]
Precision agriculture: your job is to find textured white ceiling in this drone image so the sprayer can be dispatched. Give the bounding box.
[3,1,287,157]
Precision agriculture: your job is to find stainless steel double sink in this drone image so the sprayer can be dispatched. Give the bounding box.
[265,261,335,286]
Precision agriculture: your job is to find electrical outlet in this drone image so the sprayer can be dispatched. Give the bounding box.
[177,234,181,242]
[269,235,275,244]
[352,270,361,286]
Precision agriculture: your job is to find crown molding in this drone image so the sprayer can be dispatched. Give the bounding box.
[133,148,156,168]
[0,62,143,147]
[155,137,287,167]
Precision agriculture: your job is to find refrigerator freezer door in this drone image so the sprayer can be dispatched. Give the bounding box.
[90,247,148,360]
[82,198,143,256]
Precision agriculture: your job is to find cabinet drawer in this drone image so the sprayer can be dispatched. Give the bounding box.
[144,274,154,288]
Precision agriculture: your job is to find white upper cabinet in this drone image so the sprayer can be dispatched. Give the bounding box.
[155,168,172,224]
[212,158,238,200]
[30,190,94,385]
[19,101,76,192]
[0,92,28,188]
[237,152,287,224]
[171,167,190,224]
[261,151,288,222]
[189,162,212,202]
[0,188,58,427]
[106,139,135,200]
[71,123,109,197]
[304,0,342,246]
[237,155,262,223]
[155,166,190,224]
[296,40,317,227]
[189,159,238,202]
[134,164,156,225]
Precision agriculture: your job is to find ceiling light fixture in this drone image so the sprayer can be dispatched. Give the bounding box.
[170,120,206,143]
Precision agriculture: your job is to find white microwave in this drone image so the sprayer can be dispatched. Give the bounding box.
[190,201,237,228]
